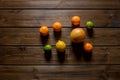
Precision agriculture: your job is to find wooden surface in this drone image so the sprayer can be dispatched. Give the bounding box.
[0,0,120,80]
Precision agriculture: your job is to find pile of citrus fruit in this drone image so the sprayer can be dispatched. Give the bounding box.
[39,16,94,58]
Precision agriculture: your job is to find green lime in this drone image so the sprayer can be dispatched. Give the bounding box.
[86,21,94,28]
[44,44,52,51]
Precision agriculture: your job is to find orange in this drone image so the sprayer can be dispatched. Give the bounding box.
[71,16,81,26]
[84,43,93,52]
[39,26,49,36]
[52,22,62,32]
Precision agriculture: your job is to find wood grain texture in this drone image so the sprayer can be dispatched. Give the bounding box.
[0,10,119,27]
[0,28,120,45]
[0,65,119,80]
[0,0,119,9]
[0,0,120,80]
[0,46,120,64]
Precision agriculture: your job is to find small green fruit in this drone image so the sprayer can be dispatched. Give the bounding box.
[86,21,94,28]
[44,44,52,51]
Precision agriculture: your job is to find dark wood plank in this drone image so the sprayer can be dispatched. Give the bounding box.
[0,46,120,64]
[108,48,120,64]
[0,65,105,80]
[0,10,119,27]
[106,65,120,80]
[106,65,120,72]
[0,65,119,80]
[0,0,119,9]
[0,28,120,45]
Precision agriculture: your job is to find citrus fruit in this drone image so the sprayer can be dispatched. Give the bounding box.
[39,26,49,36]
[43,44,52,51]
[56,40,66,52]
[52,22,62,32]
[71,16,81,26]
[70,28,86,43]
[84,43,93,52]
[86,21,94,28]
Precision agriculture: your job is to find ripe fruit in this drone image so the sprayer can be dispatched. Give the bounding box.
[70,28,86,43]
[71,16,81,26]
[43,44,52,51]
[84,43,93,52]
[52,22,62,32]
[86,21,94,29]
[39,26,49,36]
[56,40,66,52]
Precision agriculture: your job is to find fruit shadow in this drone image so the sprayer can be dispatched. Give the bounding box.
[44,50,52,62]
[53,31,62,41]
[57,51,65,63]
[72,42,92,61]
[40,34,49,45]
[83,51,92,62]
[87,28,94,38]
[72,23,80,28]
[71,42,84,61]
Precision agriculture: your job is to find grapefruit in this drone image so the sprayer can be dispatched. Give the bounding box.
[70,28,86,43]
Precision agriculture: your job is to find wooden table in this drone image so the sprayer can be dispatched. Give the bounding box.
[0,0,120,80]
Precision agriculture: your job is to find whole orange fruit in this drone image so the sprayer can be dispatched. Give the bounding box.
[71,16,81,26]
[84,43,93,52]
[70,28,86,43]
[39,26,49,36]
[52,22,62,32]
